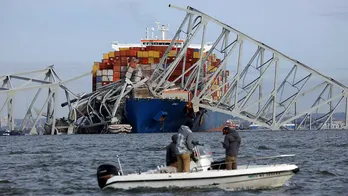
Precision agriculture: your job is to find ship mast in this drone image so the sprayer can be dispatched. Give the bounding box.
[156,22,169,40]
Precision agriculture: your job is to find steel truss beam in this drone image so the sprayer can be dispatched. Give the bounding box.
[147,4,348,130]
[0,66,90,135]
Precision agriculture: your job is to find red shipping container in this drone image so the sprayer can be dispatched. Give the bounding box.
[127,49,137,57]
[99,63,106,70]
[121,57,128,66]
[114,51,120,57]
[139,58,148,64]
[114,59,121,66]
[120,50,127,57]
[113,64,121,72]
[154,58,160,64]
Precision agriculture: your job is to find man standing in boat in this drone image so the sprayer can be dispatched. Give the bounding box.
[175,119,194,172]
[222,120,241,170]
[166,134,178,168]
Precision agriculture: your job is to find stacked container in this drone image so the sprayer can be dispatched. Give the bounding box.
[92,45,228,100]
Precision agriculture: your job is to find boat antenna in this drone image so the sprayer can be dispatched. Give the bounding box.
[116,155,124,175]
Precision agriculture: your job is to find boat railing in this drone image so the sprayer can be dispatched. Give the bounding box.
[190,154,296,172]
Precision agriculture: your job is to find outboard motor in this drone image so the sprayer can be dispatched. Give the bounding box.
[97,164,120,189]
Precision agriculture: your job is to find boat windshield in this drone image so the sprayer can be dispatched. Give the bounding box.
[197,145,212,156]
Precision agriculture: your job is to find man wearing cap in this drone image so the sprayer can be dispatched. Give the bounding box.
[222,120,241,170]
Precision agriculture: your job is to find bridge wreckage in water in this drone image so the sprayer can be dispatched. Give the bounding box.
[2,4,348,135]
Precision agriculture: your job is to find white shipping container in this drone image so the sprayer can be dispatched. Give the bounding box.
[102,69,108,76]
[107,69,113,76]
[108,76,113,81]
[151,64,157,69]
[96,70,102,76]
[162,91,189,101]
[102,76,109,81]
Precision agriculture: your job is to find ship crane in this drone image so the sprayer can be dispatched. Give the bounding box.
[148,4,348,130]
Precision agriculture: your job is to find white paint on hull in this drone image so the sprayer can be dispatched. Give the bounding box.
[104,164,298,191]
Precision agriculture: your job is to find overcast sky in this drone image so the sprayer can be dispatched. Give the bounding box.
[0,0,347,118]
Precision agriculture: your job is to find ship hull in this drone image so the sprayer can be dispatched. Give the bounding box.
[124,98,233,133]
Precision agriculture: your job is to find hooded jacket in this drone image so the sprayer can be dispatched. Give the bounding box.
[222,127,241,157]
[175,125,194,155]
[166,134,178,166]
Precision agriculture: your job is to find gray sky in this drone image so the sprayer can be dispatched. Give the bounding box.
[1,0,347,118]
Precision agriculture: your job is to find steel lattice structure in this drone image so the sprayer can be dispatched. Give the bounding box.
[0,66,89,135]
[148,5,348,130]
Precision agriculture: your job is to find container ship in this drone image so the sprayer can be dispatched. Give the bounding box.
[90,24,233,133]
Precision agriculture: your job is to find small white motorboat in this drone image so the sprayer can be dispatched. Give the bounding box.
[97,145,299,191]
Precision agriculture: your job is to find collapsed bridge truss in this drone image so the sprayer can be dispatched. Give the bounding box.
[148,4,348,130]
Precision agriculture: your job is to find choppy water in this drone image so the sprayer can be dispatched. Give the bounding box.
[1,130,348,196]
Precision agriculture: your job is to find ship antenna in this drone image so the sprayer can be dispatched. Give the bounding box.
[151,27,155,39]
[146,26,149,40]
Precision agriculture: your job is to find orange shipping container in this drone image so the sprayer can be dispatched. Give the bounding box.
[128,49,137,57]
[113,71,121,78]
[113,64,121,72]
[103,53,109,59]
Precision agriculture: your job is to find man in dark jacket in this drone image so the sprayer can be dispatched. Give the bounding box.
[222,120,241,170]
[166,134,178,168]
[175,119,194,172]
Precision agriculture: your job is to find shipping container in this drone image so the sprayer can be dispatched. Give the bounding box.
[102,76,108,81]
[128,49,137,57]
[102,69,108,76]
[108,76,113,81]
[96,70,102,76]
[96,76,102,82]
[103,53,109,59]
[92,64,99,74]
[114,51,120,57]
[107,69,113,76]
[154,51,160,58]
[148,51,154,58]
[120,50,127,57]
[148,57,154,64]
[109,51,115,58]
[114,71,121,78]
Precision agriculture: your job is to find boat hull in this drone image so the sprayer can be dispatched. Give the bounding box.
[103,164,299,191]
[124,98,234,133]
[124,98,188,133]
